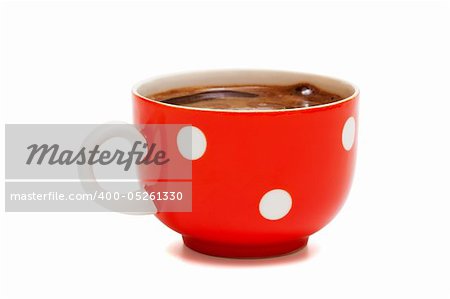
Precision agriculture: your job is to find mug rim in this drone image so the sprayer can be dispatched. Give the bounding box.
[132,69,359,113]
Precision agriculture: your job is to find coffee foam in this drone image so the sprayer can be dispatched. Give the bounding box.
[150,83,343,111]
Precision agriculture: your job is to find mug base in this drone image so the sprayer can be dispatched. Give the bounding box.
[182,236,309,259]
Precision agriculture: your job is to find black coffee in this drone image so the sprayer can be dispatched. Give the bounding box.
[149,83,343,110]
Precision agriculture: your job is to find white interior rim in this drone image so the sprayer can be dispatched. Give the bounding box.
[132,69,359,113]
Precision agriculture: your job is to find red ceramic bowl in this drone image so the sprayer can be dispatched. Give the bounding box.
[133,70,359,258]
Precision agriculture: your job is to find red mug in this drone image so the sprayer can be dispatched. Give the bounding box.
[132,70,359,258]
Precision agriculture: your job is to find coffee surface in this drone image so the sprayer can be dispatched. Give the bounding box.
[149,83,343,110]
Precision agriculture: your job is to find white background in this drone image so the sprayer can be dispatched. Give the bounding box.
[1,1,450,298]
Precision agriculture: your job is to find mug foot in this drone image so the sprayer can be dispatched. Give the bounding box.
[182,236,309,258]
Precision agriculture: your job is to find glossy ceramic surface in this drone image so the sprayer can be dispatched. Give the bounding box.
[133,70,358,258]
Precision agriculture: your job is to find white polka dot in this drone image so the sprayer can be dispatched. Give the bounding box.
[259,189,292,220]
[177,126,207,160]
[342,116,356,151]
